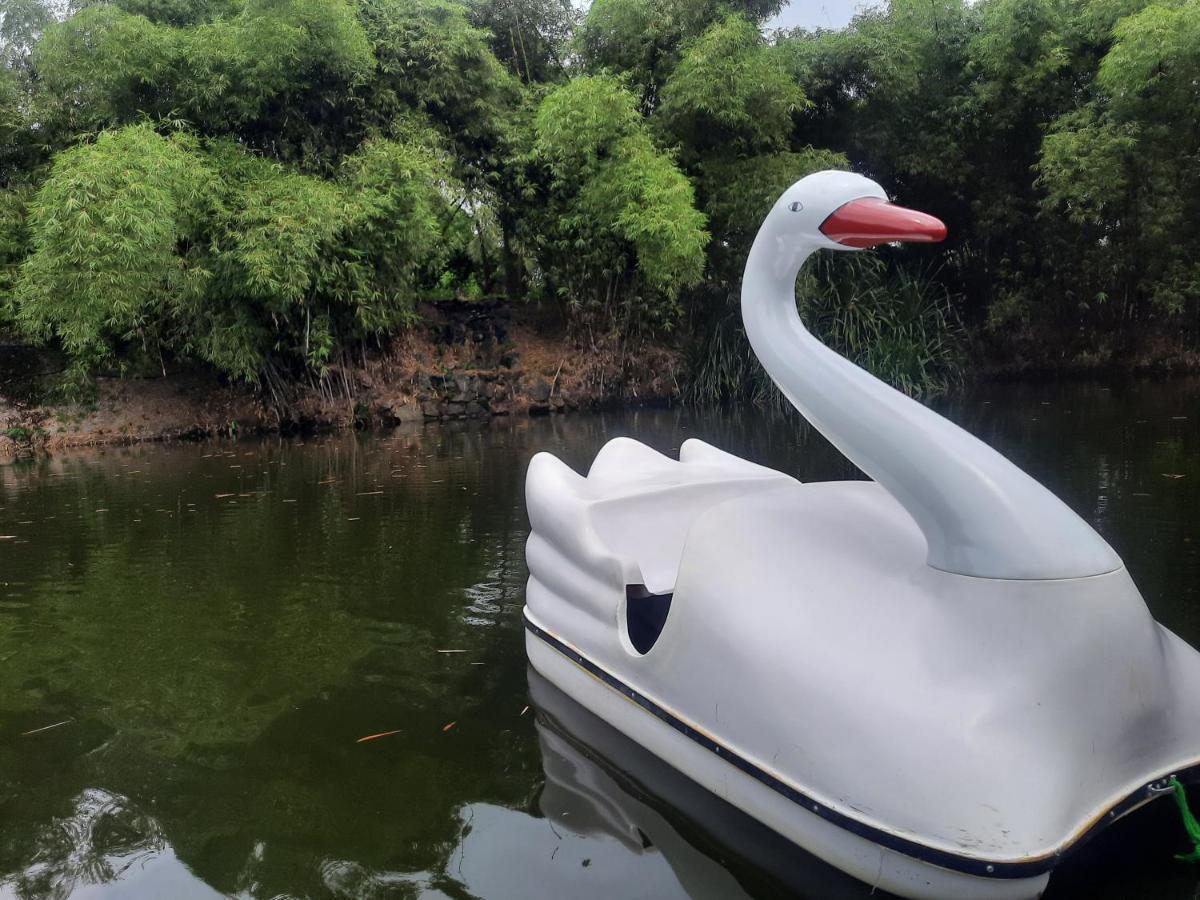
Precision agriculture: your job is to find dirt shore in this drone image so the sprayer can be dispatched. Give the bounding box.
[0,301,684,458]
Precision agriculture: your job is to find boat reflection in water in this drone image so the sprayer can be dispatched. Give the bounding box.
[529,666,880,900]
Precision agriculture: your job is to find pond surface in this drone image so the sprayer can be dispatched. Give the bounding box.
[3,379,1200,900]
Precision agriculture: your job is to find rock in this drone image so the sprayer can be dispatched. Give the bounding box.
[439,400,475,418]
[528,377,552,403]
[392,401,424,423]
[451,373,477,402]
[375,398,424,424]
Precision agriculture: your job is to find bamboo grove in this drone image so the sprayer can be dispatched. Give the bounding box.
[1,0,1198,397]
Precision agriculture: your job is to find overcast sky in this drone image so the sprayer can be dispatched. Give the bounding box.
[766,0,884,31]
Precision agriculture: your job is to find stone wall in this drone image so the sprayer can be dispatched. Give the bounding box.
[0,299,682,453]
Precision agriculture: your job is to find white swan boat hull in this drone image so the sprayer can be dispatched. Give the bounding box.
[528,664,883,899]
[522,437,1200,900]
[527,619,1052,900]
[526,605,1200,900]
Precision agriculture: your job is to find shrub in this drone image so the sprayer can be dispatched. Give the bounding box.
[11,124,452,389]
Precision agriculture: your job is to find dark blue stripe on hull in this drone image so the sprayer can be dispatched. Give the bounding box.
[523,611,1200,880]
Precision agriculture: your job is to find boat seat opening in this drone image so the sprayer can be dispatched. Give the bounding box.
[577,437,797,596]
[625,584,673,654]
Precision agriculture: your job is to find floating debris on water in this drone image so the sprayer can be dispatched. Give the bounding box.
[356,729,402,743]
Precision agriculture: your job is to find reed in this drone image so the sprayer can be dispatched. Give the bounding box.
[685,257,964,407]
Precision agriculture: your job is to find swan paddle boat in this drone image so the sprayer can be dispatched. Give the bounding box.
[522,170,1200,899]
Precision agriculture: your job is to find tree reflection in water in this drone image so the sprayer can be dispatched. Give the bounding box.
[0,788,218,900]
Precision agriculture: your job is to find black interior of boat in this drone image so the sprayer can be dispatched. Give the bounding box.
[625,584,673,654]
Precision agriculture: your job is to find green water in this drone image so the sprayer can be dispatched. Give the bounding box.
[3,379,1200,899]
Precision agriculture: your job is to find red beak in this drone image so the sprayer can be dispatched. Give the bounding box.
[819,197,947,248]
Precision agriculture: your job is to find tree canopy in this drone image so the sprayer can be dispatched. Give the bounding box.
[1,0,1198,397]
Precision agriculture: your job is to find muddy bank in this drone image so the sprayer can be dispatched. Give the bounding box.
[0,300,683,457]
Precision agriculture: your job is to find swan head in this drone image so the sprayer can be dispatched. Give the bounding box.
[770,170,947,251]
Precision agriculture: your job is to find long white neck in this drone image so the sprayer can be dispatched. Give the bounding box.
[741,225,1120,580]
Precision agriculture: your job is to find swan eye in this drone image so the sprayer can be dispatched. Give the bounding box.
[788,201,804,212]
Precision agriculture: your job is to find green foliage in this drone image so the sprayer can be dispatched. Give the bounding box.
[11,123,451,385]
[698,151,846,256]
[1038,110,1138,226]
[15,0,1199,402]
[0,185,30,304]
[359,0,518,178]
[590,132,709,295]
[33,7,175,132]
[14,125,209,377]
[360,0,514,131]
[532,73,642,174]
[34,0,373,163]
[1034,0,1200,329]
[330,136,449,338]
[576,0,784,111]
[203,131,448,377]
[4,0,970,399]
[657,15,806,160]
[786,0,981,194]
[194,145,350,378]
[0,56,41,184]
[576,0,675,107]
[357,0,520,296]
[468,0,575,83]
[688,256,963,405]
[799,257,964,399]
[530,75,708,332]
[783,0,1200,365]
[1099,0,1200,121]
[231,170,345,312]
[113,0,235,26]
[0,0,53,67]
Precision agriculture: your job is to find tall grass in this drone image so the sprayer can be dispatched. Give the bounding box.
[685,255,964,407]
